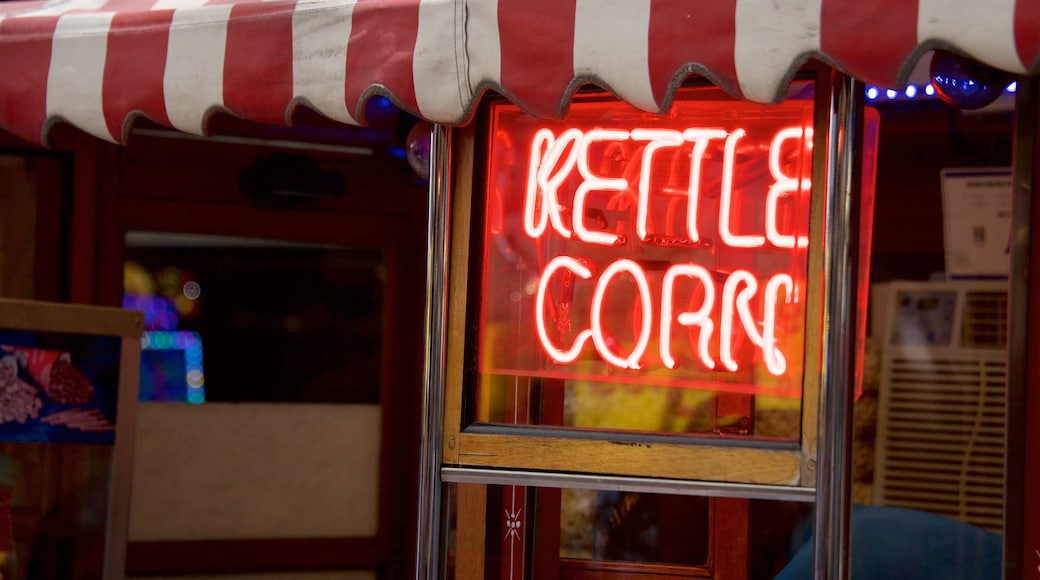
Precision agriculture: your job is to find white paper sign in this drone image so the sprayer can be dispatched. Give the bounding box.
[941,168,1012,278]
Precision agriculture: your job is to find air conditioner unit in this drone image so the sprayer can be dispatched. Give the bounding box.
[872,280,1007,533]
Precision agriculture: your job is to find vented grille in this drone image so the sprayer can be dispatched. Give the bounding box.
[875,354,1007,533]
[962,290,1008,348]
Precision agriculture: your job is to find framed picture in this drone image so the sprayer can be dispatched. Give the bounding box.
[0,298,141,580]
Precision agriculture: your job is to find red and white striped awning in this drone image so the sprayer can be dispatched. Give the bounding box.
[1,0,1039,145]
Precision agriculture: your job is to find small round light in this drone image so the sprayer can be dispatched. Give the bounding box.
[929,49,1010,109]
[182,280,201,300]
[406,121,432,180]
[885,89,898,99]
[866,86,880,100]
[905,85,918,99]
[1007,81,1017,94]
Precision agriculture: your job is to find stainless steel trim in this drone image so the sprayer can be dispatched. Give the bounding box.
[812,75,861,580]
[442,467,816,502]
[415,124,452,580]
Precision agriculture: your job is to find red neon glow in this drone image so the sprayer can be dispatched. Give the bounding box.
[590,259,652,369]
[719,270,758,371]
[719,130,767,248]
[523,126,812,250]
[660,264,715,370]
[682,129,728,244]
[631,129,685,242]
[574,130,629,245]
[534,258,795,377]
[766,127,812,249]
[535,256,594,363]
[481,92,823,399]
[763,273,794,375]
[523,128,580,239]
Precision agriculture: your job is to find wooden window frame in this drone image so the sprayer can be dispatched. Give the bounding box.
[441,71,835,488]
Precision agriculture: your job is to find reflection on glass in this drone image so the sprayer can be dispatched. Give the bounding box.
[444,482,810,579]
[560,488,709,566]
[124,232,384,404]
[853,91,1012,577]
[872,282,1007,531]
[139,331,205,403]
[0,442,111,580]
[469,84,819,441]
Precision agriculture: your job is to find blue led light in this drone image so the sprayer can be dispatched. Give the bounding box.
[142,331,205,404]
[864,79,1014,103]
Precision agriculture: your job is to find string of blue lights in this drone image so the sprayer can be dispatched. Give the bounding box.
[865,81,1017,102]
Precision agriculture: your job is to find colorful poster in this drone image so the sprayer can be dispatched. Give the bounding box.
[0,330,121,444]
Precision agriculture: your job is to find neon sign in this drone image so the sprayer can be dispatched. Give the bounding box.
[479,92,816,397]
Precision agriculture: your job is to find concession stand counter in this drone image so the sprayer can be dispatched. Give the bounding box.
[0,0,1037,578]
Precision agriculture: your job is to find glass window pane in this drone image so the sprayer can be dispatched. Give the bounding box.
[444,481,810,579]
[465,83,825,442]
[123,232,384,404]
[855,77,1013,577]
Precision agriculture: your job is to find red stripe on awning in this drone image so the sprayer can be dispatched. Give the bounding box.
[498,0,576,118]
[345,0,420,119]
[103,9,173,141]
[0,15,58,143]
[648,0,740,103]
[820,0,919,88]
[223,1,297,125]
[1,0,1039,146]
[1016,0,1040,70]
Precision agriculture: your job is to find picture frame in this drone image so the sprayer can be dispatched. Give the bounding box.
[0,298,141,580]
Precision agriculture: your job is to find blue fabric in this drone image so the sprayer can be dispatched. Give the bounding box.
[773,504,1001,579]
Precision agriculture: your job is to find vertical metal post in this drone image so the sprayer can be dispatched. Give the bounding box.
[415,123,452,580]
[1005,75,1036,580]
[813,76,862,580]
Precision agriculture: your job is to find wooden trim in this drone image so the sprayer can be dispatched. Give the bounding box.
[116,198,408,247]
[0,299,142,580]
[1008,75,1040,580]
[453,483,488,579]
[559,559,712,579]
[105,336,141,579]
[710,498,749,579]
[0,297,142,337]
[455,432,800,484]
[32,153,67,302]
[441,77,835,485]
[798,66,836,484]
[441,129,475,464]
[69,135,101,304]
[125,537,386,576]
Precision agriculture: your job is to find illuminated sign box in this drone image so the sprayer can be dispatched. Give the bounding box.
[476,85,815,399]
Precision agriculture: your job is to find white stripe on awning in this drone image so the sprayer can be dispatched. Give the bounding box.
[48,11,114,141]
[0,0,1037,145]
[292,0,355,125]
[413,0,466,121]
[734,0,822,103]
[918,0,1025,73]
[163,4,232,134]
[573,0,655,112]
